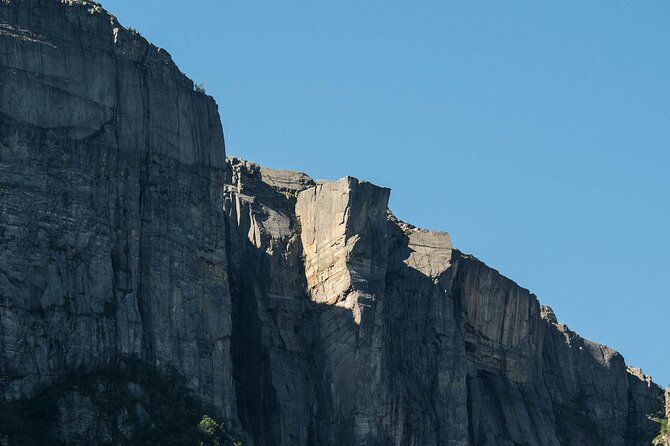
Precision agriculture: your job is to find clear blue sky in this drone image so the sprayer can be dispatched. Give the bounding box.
[103,1,669,386]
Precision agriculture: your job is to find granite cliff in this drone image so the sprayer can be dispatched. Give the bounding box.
[0,1,666,445]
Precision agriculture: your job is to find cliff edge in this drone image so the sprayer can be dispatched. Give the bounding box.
[0,1,665,445]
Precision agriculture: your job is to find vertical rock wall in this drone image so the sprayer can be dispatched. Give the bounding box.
[0,0,236,423]
[224,159,316,445]
[224,163,470,445]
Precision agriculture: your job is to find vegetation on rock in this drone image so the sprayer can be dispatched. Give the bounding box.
[653,417,669,445]
[0,357,240,445]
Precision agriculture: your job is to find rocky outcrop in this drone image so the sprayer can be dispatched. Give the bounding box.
[224,160,470,445]
[224,159,663,446]
[295,176,390,324]
[0,1,665,445]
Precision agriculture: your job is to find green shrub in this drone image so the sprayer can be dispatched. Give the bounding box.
[654,417,669,445]
[198,415,241,446]
[290,216,301,238]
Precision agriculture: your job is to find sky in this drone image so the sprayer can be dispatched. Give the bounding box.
[103,1,670,386]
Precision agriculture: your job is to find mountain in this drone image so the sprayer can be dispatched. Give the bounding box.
[0,1,665,445]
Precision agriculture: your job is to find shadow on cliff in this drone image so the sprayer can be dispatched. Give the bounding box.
[224,177,360,446]
[222,170,664,446]
[222,176,465,446]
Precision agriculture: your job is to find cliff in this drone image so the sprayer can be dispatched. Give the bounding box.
[0,1,665,445]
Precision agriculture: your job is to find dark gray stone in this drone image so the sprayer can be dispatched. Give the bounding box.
[0,0,236,426]
[0,1,665,445]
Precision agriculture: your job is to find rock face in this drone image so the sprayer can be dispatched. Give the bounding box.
[0,1,665,445]
[224,159,469,445]
[0,0,234,423]
[295,177,391,324]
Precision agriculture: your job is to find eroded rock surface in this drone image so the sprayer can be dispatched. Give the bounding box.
[0,1,665,445]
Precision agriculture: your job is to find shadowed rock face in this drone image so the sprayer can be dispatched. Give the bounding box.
[0,1,665,445]
[0,0,234,423]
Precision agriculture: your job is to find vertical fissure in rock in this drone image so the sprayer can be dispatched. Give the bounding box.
[224,198,280,446]
[136,57,154,361]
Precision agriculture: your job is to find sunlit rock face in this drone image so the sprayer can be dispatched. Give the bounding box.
[0,1,665,445]
[295,177,391,324]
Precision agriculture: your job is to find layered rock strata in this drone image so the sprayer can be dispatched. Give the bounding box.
[0,1,665,445]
